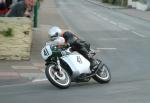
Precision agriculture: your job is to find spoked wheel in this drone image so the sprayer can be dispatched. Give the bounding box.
[93,63,111,83]
[45,64,71,89]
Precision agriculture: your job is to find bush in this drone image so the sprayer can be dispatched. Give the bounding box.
[101,0,128,6]
[108,0,114,4]
[0,28,13,37]
[102,0,108,3]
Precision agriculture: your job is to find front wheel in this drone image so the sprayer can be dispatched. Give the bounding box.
[93,64,111,83]
[45,64,71,89]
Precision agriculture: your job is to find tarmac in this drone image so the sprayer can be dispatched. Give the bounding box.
[0,0,149,86]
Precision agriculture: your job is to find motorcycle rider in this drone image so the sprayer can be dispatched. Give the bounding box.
[48,26,98,71]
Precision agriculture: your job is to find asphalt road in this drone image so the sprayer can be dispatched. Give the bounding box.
[56,0,150,83]
[0,0,150,103]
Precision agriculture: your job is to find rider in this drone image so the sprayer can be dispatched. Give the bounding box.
[48,26,97,71]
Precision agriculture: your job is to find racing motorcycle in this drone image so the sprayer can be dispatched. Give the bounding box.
[41,37,111,89]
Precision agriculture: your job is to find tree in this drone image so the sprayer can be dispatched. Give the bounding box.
[121,0,124,6]
[112,0,116,4]
[120,0,127,6]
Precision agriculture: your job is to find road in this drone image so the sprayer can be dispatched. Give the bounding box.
[1,0,150,103]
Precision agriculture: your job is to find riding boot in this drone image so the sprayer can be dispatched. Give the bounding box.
[89,58,98,72]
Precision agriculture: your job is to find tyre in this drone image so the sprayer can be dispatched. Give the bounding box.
[93,64,111,83]
[45,64,71,89]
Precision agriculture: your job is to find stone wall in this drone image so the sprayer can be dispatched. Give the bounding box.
[128,0,150,11]
[0,17,32,60]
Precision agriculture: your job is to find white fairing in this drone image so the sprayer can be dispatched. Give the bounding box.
[61,52,91,77]
[41,45,52,60]
[41,37,65,60]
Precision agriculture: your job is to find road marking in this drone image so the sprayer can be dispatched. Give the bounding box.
[120,26,130,30]
[0,82,30,88]
[0,72,19,77]
[82,4,147,39]
[82,5,131,31]
[132,31,146,38]
[82,4,135,33]
[32,63,45,68]
[91,10,130,30]
[32,78,47,82]
[12,66,39,70]
[109,21,117,25]
[92,11,103,18]
[98,38,129,41]
[102,17,109,21]
[118,24,130,30]
[96,48,117,50]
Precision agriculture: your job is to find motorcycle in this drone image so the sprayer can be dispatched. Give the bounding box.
[41,38,111,89]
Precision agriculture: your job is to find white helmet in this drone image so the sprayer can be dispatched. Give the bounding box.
[48,26,62,39]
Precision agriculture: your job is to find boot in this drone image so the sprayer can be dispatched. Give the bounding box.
[89,58,98,72]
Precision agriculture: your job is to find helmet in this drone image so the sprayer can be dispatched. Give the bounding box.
[48,26,62,39]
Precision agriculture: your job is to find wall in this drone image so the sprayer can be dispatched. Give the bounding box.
[0,17,32,60]
[128,0,150,11]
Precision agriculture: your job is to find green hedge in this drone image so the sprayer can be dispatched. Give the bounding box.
[102,0,108,3]
[102,0,128,6]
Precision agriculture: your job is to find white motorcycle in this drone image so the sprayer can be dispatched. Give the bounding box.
[41,37,111,89]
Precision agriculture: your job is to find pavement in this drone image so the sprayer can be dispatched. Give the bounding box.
[0,0,150,86]
[0,0,68,86]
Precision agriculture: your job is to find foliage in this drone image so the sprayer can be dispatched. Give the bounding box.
[0,28,13,37]
[102,0,128,6]
[101,0,148,5]
[102,0,108,3]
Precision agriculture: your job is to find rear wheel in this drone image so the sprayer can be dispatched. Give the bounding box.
[45,64,71,89]
[93,64,111,83]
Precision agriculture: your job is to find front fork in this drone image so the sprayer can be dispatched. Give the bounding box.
[56,57,63,72]
[55,58,65,80]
